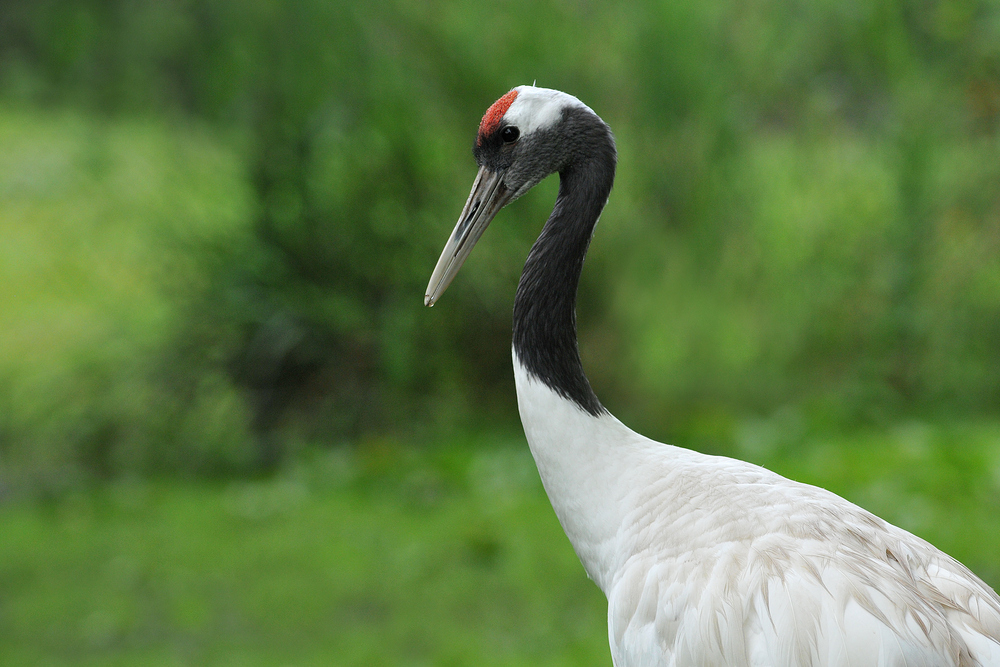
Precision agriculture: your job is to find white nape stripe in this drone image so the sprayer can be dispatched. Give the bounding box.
[505,86,591,137]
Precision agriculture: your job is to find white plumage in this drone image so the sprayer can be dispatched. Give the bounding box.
[427,85,1000,666]
[517,362,1000,666]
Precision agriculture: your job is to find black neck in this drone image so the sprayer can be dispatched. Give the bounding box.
[512,124,616,416]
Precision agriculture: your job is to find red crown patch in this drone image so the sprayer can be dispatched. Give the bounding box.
[478,89,519,145]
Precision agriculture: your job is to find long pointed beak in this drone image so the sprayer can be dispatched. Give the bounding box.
[425,166,514,306]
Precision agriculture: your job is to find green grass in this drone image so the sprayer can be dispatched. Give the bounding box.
[0,437,610,666]
[1,424,998,666]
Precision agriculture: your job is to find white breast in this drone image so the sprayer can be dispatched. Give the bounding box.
[512,351,1000,666]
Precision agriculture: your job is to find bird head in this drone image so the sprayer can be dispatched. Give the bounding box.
[425,85,608,306]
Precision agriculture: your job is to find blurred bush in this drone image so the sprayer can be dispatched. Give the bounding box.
[1,0,999,484]
[0,110,255,490]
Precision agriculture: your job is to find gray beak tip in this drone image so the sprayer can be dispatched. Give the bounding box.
[424,166,512,309]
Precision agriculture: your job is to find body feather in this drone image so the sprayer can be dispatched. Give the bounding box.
[515,358,1000,667]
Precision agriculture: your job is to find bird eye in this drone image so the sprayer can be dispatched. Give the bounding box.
[501,126,520,143]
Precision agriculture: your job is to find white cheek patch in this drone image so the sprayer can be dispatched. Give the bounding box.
[504,86,590,136]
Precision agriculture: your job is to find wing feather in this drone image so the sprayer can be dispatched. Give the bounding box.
[606,462,1000,667]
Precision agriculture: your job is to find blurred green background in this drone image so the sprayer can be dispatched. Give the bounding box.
[1,0,999,664]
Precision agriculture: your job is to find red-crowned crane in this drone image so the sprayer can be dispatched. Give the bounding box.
[425,85,1000,666]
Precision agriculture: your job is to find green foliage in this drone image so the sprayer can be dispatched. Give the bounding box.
[0,109,256,484]
[1,0,1000,476]
[1,427,997,664]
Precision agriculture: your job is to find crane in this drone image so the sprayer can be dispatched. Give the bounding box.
[424,85,1000,666]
